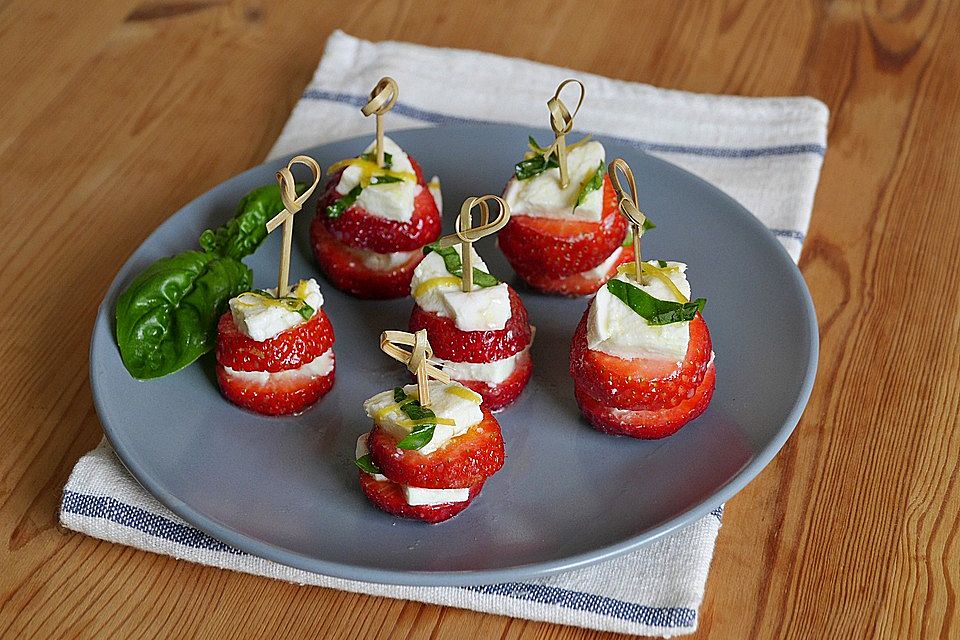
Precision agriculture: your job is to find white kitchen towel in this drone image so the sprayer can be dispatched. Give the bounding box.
[62,31,827,638]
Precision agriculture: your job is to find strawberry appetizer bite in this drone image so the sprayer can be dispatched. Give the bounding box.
[408,195,533,411]
[356,331,505,523]
[216,279,336,416]
[499,81,628,296]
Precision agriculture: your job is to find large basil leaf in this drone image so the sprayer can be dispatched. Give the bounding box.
[422,243,500,288]
[606,278,705,326]
[199,183,303,260]
[115,250,252,379]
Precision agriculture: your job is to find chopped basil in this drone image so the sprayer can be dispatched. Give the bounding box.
[400,401,436,423]
[294,302,315,320]
[355,454,381,474]
[606,279,706,325]
[360,151,393,169]
[575,161,605,209]
[397,425,436,451]
[657,260,668,268]
[393,386,406,403]
[325,184,362,218]
[515,152,559,180]
[622,230,634,247]
[249,289,313,320]
[369,175,402,185]
[423,243,500,288]
[642,218,656,232]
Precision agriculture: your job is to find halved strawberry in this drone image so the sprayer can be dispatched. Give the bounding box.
[216,358,335,416]
[408,285,532,363]
[456,349,533,411]
[311,219,424,299]
[367,409,505,489]
[575,364,715,438]
[317,157,441,253]
[570,307,713,411]
[358,472,483,524]
[517,246,633,296]
[216,309,335,373]
[499,176,626,278]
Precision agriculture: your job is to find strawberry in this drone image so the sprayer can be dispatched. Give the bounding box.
[216,309,335,373]
[216,358,335,416]
[358,472,483,524]
[311,219,424,299]
[316,157,441,253]
[408,285,532,363]
[499,176,626,278]
[570,307,713,411]
[367,409,505,489]
[575,364,715,438]
[456,349,533,411]
[517,246,632,296]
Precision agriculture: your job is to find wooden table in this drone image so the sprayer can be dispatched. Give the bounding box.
[3,1,958,637]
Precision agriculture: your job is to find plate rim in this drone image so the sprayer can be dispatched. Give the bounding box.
[90,123,819,586]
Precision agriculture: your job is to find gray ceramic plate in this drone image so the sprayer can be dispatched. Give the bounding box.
[90,124,817,586]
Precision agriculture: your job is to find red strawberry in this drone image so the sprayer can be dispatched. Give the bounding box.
[358,472,483,524]
[216,358,335,416]
[316,157,441,253]
[216,309,335,373]
[456,349,533,411]
[408,285,532,363]
[499,176,626,278]
[575,364,715,438]
[311,219,424,299]
[570,307,713,412]
[367,409,505,489]
[517,246,632,296]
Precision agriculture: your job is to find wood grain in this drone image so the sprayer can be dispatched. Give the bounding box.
[2,0,959,637]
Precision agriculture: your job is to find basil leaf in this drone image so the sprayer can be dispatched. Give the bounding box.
[294,301,314,320]
[325,184,362,219]
[515,152,559,180]
[575,161,605,209]
[622,230,634,247]
[393,387,407,403]
[115,250,252,379]
[643,218,656,232]
[397,425,436,451]
[400,401,437,423]
[368,175,403,185]
[606,279,706,326]
[657,260,668,268]
[199,183,304,260]
[422,243,500,288]
[360,151,393,169]
[355,454,382,475]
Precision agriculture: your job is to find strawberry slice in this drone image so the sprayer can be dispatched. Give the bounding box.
[570,306,713,411]
[216,359,335,416]
[456,349,533,411]
[499,176,626,278]
[408,285,532,363]
[516,246,632,296]
[311,219,424,299]
[316,157,441,253]
[216,309,335,373]
[358,472,483,524]
[575,364,715,438]
[367,409,505,489]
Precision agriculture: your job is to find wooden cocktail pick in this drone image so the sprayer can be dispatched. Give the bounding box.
[265,155,322,295]
[608,158,648,285]
[547,79,585,189]
[437,195,511,292]
[380,329,450,408]
[360,77,399,168]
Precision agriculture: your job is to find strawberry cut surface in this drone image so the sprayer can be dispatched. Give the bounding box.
[216,359,335,416]
[499,176,626,278]
[408,285,532,363]
[456,349,533,412]
[216,309,335,373]
[316,157,441,253]
[358,472,483,524]
[575,363,715,439]
[311,220,423,299]
[517,246,632,296]
[570,307,713,411]
[367,409,505,489]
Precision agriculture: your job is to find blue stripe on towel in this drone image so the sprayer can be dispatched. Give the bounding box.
[61,490,707,628]
[301,89,826,159]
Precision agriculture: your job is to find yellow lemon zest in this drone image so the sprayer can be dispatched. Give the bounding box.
[413,276,462,299]
[397,417,456,429]
[326,157,416,185]
[616,262,688,302]
[373,397,415,420]
[446,385,483,404]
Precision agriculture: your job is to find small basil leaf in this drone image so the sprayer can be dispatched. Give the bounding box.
[622,231,634,248]
[643,218,656,232]
[422,244,500,287]
[657,260,668,268]
[199,183,305,260]
[115,251,252,379]
[325,184,363,218]
[295,301,314,320]
[355,454,382,475]
[400,402,437,423]
[471,268,500,288]
[515,152,559,180]
[606,279,706,326]
[397,425,436,451]
[393,387,407,403]
[360,151,393,169]
[368,175,403,185]
[575,161,605,209]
